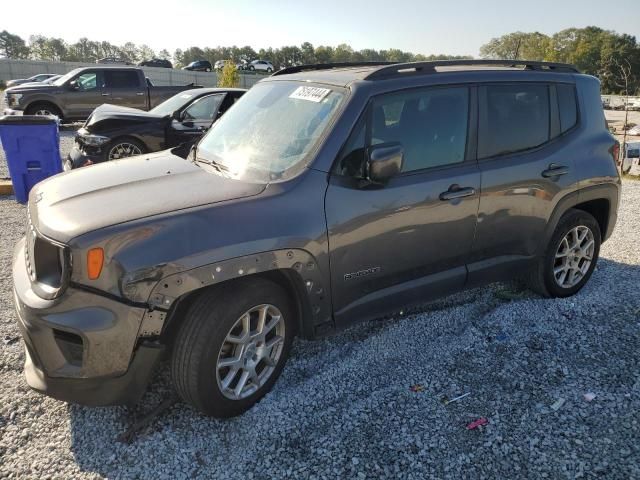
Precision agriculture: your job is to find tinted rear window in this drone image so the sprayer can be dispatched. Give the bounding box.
[557,84,578,133]
[479,84,550,159]
[104,70,140,88]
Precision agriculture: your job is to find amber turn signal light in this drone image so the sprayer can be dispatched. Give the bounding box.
[87,248,104,280]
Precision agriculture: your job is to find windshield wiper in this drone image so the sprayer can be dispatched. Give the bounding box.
[194,156,231,177]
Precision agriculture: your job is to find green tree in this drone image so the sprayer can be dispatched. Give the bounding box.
[218,60,240,88]
[300,42,315,63]
[28,35,49,60]
[158,49,171,61]
[120,42,139,62]
[173,49,184,67]
[333,43,353,62]
[480,31,549,60]
[137,44,155,62]
[0,30,29,58]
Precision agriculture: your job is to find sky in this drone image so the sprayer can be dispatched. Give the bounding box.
[3,0,640,57]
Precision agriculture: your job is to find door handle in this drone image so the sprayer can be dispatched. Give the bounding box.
[136,92,145,96]
[101,93,110,96]
[439,186,475,201]
[542,164,569,178]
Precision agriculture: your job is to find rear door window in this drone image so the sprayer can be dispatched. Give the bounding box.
[104,70,140,88]
[478,84,550,159]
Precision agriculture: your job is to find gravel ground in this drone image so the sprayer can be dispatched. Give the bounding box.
[0,102,639,479]
[3,188,639,480]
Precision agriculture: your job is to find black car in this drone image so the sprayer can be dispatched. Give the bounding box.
[66,87,246,169]
[138,58,173,69]
[182,60,213,72]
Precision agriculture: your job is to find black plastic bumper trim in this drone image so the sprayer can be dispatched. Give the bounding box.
[24,341,165,406]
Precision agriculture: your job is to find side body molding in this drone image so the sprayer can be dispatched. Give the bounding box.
[538,182,620,256]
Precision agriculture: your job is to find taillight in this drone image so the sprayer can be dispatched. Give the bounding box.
[611,141,620,166]
[87,248,104,280]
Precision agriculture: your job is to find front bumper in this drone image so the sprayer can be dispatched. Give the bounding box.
[66,141,107,170]
[2,107,23,116]
[12,237,162,406]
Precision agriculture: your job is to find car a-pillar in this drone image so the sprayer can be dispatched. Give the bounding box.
[137,249,332,341]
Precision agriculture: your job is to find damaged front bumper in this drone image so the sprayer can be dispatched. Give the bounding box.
[12,237,163,406]
[65,141,107,171]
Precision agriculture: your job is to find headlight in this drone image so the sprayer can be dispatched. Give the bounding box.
[78,128,110,146]
[8,93,22,106]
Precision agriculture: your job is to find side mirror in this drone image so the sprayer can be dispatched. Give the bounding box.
[68,80,80,91]
[366,143,404,184]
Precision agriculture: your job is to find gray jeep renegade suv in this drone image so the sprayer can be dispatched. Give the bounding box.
[12,60,620,417]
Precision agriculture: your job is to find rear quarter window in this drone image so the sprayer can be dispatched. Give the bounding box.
[557,84,578,133]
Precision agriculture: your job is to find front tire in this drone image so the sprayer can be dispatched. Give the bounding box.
[171,277,295,417]
[106,137,146,161]
[24,102,62,120]
[526,209,601,298]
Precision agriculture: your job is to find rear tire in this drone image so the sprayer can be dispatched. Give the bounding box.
[171,277,295,417]
[24,102,62,120]
[525,209,601,298]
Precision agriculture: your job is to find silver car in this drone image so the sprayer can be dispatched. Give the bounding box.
[247,60,274,73]
[6,73,58,88]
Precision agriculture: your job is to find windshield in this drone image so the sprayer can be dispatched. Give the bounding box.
[150,91,198,116]
[196,81,345,182]
[53,68,82,86]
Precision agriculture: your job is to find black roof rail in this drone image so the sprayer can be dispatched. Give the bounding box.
[365,60,580,80]
[271,61,395,77]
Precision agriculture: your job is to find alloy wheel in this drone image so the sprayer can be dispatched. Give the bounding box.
[553,225,595,288]
[108,142,142,160]
[216,304,285,400]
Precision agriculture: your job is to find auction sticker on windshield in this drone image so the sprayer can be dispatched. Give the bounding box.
[289,86,331,102]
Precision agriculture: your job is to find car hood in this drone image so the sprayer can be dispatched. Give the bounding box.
[85,104,166,129]
[6,83,59,94]
[30,150,266,243]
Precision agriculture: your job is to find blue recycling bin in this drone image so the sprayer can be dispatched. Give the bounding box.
[0,115,62,204]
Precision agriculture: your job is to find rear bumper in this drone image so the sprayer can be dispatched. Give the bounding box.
[12,237,161,406]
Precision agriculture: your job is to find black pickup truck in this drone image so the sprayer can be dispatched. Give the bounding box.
[3,66,200,122]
